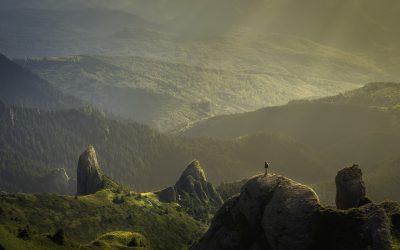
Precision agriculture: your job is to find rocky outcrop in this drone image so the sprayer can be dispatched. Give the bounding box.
[192,169,398,250]
[156,160,223,221]
[77,146,118,195]
[176,160,223,206]
[157,186,177,203]
[360,203,392,250]
[336,164,368,209]
[157,160,223,207]
[191,174,320,250]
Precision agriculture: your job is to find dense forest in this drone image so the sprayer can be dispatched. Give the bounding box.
[0,102,328,193]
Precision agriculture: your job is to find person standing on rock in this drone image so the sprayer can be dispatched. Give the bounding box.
[264,162,269,177]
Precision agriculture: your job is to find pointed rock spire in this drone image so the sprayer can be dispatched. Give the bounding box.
[178,160,207,183]
[158,160,223,208]
[77,145,106,195]
[335,164,368,210]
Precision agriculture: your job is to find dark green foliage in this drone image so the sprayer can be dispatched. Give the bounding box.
[392,213,400,236]
[17,228,30,241]
[0,150,54,193]
[112,195,125,204]
[0,54,80,110]
[0,103,327,193]
[127,237,138,247]
[177,192,216,222]
[49,229,65,245]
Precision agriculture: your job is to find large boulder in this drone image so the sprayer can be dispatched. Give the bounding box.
[192,171,397,250]
[77,145,118,195]
[335,164,367,210]
[360,203,392,250]
[192,173,320,250]
[261,177,320,250]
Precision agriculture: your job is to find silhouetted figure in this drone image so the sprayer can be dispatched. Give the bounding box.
[264,162,269,177]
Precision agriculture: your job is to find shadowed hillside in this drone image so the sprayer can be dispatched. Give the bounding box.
[183,83,400,202]
[0,54,81,110]
[0,102,328,193]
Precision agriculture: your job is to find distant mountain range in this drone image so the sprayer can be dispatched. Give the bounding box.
[1,2,398,132]
[1,0,400,63]
[16,48,377,131]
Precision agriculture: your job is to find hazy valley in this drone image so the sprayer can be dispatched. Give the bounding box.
[1,0,400,249]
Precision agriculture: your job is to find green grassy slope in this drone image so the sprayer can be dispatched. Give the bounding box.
[0,190,205,250]
[81,231,150,250]
[0,224,80,250]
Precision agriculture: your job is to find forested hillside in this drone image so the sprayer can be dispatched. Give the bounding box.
[2,4,394,132]
[0,54,81,110]
[17,49,375,131]
[0,101,328,193]
[184,83,400,202]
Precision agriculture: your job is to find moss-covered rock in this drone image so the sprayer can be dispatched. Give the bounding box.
[156,160,223,221]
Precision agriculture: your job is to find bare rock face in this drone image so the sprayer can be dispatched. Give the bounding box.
[262,177,320,250]
[157,160,223,207]
[335,164,367,210]
[176,160,223,206]
[191,170,397,250]
[360,203,392,250]
[191,174,320,250]
[157,186,176,203]
[156,160,223,221]
[77,146,106,195]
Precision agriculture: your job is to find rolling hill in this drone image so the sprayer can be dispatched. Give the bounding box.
[1,4,395,132]
[17,46,379,131]
[1,0,400,62]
